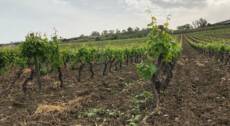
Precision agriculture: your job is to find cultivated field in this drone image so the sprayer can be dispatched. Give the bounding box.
[0,26,229,126]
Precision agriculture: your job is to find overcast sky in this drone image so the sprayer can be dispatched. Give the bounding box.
[0,0,230,43]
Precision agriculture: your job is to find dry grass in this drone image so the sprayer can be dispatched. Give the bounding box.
[34,104,65,115]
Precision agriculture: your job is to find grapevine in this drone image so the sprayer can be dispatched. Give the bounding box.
[137,17,182,118]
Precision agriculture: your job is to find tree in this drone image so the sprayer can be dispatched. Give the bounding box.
[193,18,208,28]
[127,27,133,33]
[91,31,100,37]
[116,29,121,34]
[95,37,101,41]
[109,30,115,35]
[79,34,85,38]
[101,30,108,36]
[134,27,140,32]
[122,29,126,33]
[177,24,193,30]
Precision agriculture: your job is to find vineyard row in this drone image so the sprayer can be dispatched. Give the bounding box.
[185,35,230,64]
[0,33,146,93]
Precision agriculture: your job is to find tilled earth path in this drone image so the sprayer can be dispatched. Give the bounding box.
[149,36,230,126]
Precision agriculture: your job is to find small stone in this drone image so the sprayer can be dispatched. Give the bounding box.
[208,119,212,122]
[196,62,205,67]
[185,121,190,125]
[8,106,12,109]
[177,61,184,66]
[0,117,7,121]
[175,117,179,122]
[194,77,199,81]
[163,114,169,117]
[221,77,226,80]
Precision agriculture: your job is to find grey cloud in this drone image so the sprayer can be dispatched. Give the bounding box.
[0,0,229,43]
[62,0,126,13]
[150,0,208,8]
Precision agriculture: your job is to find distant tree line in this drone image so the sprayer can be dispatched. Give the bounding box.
[63,27,150,42]
[177,18,211,30]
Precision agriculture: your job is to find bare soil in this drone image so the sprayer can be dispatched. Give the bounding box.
[147,38,230,126]
[0,39,229,126]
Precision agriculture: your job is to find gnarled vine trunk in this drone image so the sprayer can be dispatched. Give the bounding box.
[34,57,41,91]
[58,67,64,88]
[103,61,108,76]
[89,62,94,78]
[109,59,115,72]
[22,68,34,93]
[78,63,85,82]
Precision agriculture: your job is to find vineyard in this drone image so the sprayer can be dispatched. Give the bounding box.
[185,28,230,64]
[0,20,230,126]
[61,38,147,49]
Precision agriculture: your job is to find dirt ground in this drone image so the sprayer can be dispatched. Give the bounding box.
[147,38,230,126]
[0,38,229,126]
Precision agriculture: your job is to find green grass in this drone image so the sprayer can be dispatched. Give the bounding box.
[60,37,148,49]
[188,27,230,42]
[0,37,148,51]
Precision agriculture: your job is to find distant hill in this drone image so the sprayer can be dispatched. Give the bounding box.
[174,19,230,34]
[62,28,150,43]
[0,27,150,47]
[0,42,20,47]
[213,19,230,25]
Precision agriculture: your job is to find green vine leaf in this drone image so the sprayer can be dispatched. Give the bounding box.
[136,62,157,80]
